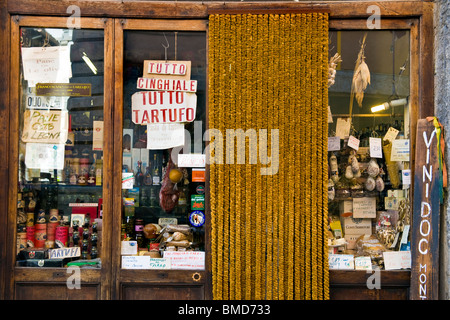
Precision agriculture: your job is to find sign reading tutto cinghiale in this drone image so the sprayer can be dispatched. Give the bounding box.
[411,119,441,300]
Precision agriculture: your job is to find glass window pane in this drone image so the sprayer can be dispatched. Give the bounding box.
[17,27,104,267]
[327,30,411,268]
[121,30,206,269]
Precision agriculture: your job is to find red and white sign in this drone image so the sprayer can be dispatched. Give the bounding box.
[143,60,191,80]
[147,61,187,75]
[131,91,197,124]
[137,77,197,93]
[163,251,205,270]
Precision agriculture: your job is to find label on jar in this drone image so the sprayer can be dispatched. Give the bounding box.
[135,225,144,232]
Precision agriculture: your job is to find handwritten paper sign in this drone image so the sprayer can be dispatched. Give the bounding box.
[131,91,197,124]
[22,110,68,144]
[163,251,205,270]
[383,251,411,270]
[25,143,65,170]
[178,154,206,167]
[137,77,197,93]
[49,247,81,259]
[354,256,372,270]
[21,46,72,87]
[347,135,360,150]
[352,197,377,218]
[369,137,383,158]
[122,256,149,269]
[147,123,185,150]
[329,254,354,270]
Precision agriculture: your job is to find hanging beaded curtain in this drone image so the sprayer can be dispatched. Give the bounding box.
[208,13,329,300]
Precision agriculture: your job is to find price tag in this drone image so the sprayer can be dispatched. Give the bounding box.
[369,137,383,158]
[383,251,411,270]
[383,127,399,143]
[328,136,340,151]
[329,254,354,270]
[347,135,360,151]
[354,256,372,270]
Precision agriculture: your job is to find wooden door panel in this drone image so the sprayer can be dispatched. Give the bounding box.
[15,283,99,300]
[121,284,204,300]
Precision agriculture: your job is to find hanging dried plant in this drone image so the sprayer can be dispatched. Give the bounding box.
[328,53,342,88]
[349,33,371,116]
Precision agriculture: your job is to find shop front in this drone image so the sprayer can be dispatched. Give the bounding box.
[0,0,440,300]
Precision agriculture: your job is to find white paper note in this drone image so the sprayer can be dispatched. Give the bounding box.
[147,123,185,150]
[369,137,383,158]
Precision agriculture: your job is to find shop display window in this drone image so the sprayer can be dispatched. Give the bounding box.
[16,27,105,267]
[327,30,411,271]
[120,30,207,270]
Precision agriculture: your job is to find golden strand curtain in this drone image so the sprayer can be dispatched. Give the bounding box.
[208,13,329,300]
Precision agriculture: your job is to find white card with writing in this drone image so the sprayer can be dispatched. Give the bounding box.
[347,135,360,151]
[329,254,354,270]
[328,136,340,151]
[391,139,410,161]
[352,197,377,218]
[369,137,383,158]
[163,251,205,270]
[354,256,372,270]
[122,256,149,269]
[147,123,185,150]
[25,143,65,170]
[335,118,351,139]
[383,251,411,270]
[383,127,399,143]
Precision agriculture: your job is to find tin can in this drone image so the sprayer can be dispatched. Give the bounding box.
[26,226,35,247]
[17,232,27,254]
[47,222,58,241]
[49,209,59,223]
[26,212,35,227]
[55,225,69,248]
[34,223,47,248]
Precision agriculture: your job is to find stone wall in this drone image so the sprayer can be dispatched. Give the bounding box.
[434,0,450,300]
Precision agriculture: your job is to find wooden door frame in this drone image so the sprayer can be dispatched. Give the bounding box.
[6,16,114,300]
[1,1,435,300]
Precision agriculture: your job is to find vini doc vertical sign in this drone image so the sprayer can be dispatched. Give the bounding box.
[411,119,441,300]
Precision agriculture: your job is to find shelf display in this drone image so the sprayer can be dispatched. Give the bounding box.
[327,30,412,271]
[16,27,105,268]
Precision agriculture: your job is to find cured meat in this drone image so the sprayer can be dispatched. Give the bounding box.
[159,151,180,212]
